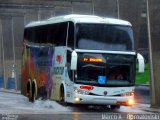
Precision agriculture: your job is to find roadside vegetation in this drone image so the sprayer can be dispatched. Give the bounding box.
[136,64,150,85]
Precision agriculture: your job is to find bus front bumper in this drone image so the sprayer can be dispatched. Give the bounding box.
[72,94,134,106]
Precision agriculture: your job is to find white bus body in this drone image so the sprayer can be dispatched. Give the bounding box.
[22,14,144,107]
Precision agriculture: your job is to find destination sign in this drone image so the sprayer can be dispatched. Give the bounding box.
[83,58,102,62]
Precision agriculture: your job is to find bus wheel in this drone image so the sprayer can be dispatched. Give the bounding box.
[110,105,120,109]
[60,85,67,106]
[31,82,36,102]
[27,81,32,102]
[60,86,64,102]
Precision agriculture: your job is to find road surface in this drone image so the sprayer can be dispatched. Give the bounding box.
[134,85,150,104]
[0,86,155,120]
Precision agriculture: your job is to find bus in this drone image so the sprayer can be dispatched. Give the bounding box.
[21,14,144,108]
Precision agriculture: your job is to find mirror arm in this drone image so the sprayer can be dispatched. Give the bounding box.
[71,50,78,70]
[137,53,145,73]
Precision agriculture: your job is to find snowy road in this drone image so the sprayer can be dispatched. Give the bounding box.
[0,91,69,114]
[0,91,154,120]
[0,91,150,113]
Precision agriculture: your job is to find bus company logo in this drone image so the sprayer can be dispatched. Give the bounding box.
[56,55,62,64]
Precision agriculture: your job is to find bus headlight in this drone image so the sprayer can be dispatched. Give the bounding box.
[74,89,90,95]
[74,97,81,102]
[121,92,134,96]
[127,99,135,106]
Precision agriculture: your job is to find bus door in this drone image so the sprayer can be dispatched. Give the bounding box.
[51,46,66,100]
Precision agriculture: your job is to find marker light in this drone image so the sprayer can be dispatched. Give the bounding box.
[74,97,80,102]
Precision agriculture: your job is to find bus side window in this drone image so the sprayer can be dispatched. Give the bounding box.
[47,22,67,46]
[34,26,48,44]
[24,29,29,41]
[24,28,32,43]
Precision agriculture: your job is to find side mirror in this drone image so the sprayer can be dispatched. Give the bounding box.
[71,51,77,70]
[137,53,145,73]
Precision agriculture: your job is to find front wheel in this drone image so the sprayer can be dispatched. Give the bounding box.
[31,92,36,102]
[60,86,67,106]
[30,81,37,103]
[27,80,32,102]
[28,93,32,102]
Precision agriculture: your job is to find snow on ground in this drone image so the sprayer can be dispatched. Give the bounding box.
[33,98,71,112]
[0,91,71,114]
[0,91,151,114]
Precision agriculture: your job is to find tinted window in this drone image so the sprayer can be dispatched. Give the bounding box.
[33,26,47,43]
[76,53,136,87]
[24,22,69,46]
[24,28,32,42]
[47,22,68,46]
[76,24,134,51]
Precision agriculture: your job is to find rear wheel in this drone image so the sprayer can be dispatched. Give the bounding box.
[31,90,35,102]
[27,81,32,102]
[31,81,37,102]
[31,94,36,102]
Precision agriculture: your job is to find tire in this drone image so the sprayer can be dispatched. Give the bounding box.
[27,81,32,102]
[60,86,65,102]
[60,86,67,106]
[31,82,36,103]
[31,93,35,102]
[28,94,32,102]
[31,94,36,102]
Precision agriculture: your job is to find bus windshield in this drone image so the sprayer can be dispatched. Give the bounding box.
[76,23,134,51]
[76,53,136,87]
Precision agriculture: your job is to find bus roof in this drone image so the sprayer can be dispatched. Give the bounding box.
[25,14,132,28]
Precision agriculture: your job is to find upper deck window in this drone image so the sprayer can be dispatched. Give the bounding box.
[24,22,74,46]
[76,23,134,51]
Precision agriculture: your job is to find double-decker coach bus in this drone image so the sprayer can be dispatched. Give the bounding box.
[21,14,144,108]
